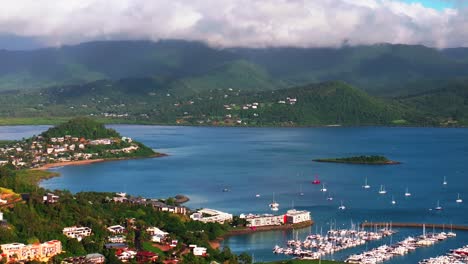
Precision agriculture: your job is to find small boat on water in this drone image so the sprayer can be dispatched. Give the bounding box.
[223,188,230,192]
[391,196,396,205]
[269,193,279,211]
[327,193,333,201]
[320,183,327,192]
[435,200,443,211]
[338,200,346,210]
[362,177,370,189]
[255,194,261,198]
[299,184,304,196]
[443,176,447,186]
[456,193,463,203]
[378,185,387,195]
[312,175,321,185]
[404,187,412,197]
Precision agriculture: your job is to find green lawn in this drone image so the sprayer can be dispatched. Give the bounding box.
[142,241,166,255]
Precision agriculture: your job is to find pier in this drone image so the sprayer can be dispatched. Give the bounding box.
[360,222,468,231]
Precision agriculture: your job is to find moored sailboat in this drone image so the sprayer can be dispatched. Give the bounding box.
[269,193,279,211]
[378,185,387,194]
[362,177,370,189]
[404,187,411,197]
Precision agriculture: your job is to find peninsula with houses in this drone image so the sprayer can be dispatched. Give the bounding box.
[0,117,163,170]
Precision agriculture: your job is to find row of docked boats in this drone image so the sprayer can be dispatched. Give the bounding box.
[345,227,456,264]
[419,245,468,264]
[272,225,396,260]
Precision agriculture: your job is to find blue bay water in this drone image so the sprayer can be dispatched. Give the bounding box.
[1,125,467,263]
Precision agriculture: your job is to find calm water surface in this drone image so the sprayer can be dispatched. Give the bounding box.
[1,125,467,263]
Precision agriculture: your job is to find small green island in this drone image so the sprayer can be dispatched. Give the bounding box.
[313,155,400,165]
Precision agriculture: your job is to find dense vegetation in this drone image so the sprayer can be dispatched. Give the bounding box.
[0,40,467,127]
[1,40,468,97]
[313,155,399,165]
[0,168,249,264]
[41,117,120,139]
[0,79,466,127]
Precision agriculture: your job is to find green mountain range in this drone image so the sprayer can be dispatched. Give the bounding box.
[0,40,467,126]
[1,40,468,96]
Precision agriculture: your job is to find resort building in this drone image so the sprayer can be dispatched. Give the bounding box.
[108,235,126,243]
[0,240,62,262]
[193,247,207,257]
[43,193,60,204]
[62,253,105,264]
[243,213,284,227]
[146,227,169,243]
[63,226,92,241]
[190,208,233,224]
[285,209,311,224]
[107,225,126,234]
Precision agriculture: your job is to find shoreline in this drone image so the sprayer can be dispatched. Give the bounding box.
[211,220,314,247]
[31,153,168,171]
[0,118,466,129]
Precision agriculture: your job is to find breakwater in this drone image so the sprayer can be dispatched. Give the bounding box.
[361,222,468,231]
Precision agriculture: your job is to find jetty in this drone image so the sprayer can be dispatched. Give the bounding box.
[361,222,468,231]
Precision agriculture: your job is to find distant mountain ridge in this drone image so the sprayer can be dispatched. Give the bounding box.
[1,40,468,96]
[0,78,466,126]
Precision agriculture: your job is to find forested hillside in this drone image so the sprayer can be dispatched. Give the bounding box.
[1,79,465,127]
[1,40,468,96]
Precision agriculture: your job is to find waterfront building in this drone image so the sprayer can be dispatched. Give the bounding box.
[190,208,233,224]
[63,226,92,241]
[244,213,284,227]
[0,240,62,262]
[285,209,311,224]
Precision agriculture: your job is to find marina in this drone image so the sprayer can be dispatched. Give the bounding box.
[273,225,397,260]
[419,245,468,264]
[346,227,456,263]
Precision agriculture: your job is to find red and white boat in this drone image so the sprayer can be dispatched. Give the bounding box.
[312,175,321,185]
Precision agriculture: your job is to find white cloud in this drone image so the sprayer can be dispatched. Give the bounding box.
[0,0,467,48]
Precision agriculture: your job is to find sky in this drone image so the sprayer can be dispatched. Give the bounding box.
[0,0,467,50]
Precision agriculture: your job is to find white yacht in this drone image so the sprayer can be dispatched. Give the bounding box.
[269,193,279,211]
[391,196,396,205]
[404,187,412,197]
[435,200,443,211]
[338,201,346,210]
[443,176,447,186]
[327,193,333,201]
[320,183,327,192]
[456,193,463,203]
[379,185,387,194]
[363,177,371,189]
[255,194,261,198]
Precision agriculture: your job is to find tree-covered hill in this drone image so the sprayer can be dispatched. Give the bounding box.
[396,80,468,125]
[1,40,468,96]
[0,77,466,126]
[41,117,121,139]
